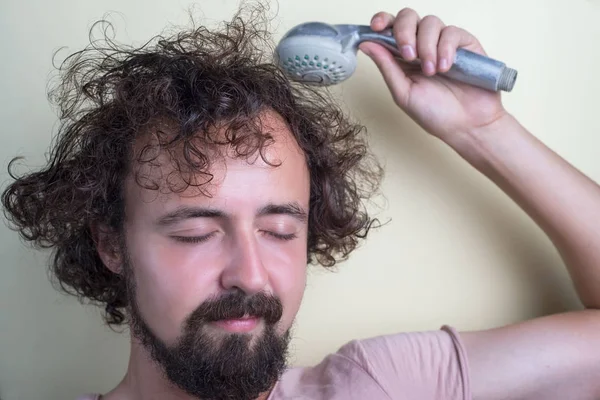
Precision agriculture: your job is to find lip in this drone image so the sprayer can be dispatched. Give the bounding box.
[211,317,260,333]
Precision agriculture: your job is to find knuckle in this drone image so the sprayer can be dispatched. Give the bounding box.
[439,30,455,44]
[422,14,444,26]
[397,8,419,19]
[374,11,393,21]
[396,31,415,45]
[418,47,437,60]
[423,52,438,62]
[440,44,455,56]
[441,25,471,41]
[442,25,461,36]
[439,26,463,50]
[438,46,454,60]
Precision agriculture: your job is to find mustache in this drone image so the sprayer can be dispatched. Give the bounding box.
[186,291,283,326]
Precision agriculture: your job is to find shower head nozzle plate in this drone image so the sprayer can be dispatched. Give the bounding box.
[275,30,358,86]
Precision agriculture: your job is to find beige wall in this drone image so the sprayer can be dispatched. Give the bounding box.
[1,0,598,399]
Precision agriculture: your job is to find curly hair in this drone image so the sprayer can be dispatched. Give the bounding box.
[1,3,382,326]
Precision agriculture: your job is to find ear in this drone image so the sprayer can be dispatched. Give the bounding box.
[90,222,123,274]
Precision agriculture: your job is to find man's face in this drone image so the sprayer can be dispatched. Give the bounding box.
[119,111,310,398]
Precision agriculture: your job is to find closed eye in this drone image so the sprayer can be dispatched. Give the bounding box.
[172,232,217,244]
[172,231,297,244]
[264,231,298,241]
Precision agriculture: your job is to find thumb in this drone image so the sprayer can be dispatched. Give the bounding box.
[359,42,412,107]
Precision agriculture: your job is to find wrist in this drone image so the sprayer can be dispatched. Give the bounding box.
[446,112,524,169]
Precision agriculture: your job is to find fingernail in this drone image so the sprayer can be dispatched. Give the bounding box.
[439,58,449,71]
[371,16,382,26]
[424,61,436,75]
[401,45,416,60]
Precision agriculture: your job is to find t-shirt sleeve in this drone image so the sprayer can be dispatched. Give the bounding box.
[336,325,471,400]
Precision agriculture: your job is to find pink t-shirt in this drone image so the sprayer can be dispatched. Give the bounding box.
[78,325,471,400]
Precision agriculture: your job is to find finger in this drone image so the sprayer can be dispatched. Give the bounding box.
[393,8,420,62]
[438,25,487,72]
[416,15,445,76]
[369,11,395,31]
[359,42,412,107]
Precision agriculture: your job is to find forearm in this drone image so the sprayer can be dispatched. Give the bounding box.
[448,112,600,309]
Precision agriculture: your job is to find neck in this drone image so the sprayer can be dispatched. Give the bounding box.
[103,337,273,400]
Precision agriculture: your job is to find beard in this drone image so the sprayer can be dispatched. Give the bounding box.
[122,253,290,400]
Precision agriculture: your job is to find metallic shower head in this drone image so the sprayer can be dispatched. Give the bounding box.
[276,22,518,92]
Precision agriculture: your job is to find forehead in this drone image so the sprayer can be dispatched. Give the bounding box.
[125,110,310,213]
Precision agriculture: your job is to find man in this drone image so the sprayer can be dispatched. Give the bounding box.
[2,5,600,400]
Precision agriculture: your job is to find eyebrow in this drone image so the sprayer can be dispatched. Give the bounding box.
[156,207,226,226]
[156,202,308,226]
[257,202,308,222]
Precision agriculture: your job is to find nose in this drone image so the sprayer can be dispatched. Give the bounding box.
[220,231,269,295]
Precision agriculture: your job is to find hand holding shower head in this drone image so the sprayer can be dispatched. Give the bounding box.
[276,22,518,92]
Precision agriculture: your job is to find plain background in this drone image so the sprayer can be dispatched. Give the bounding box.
[1,0,599,399]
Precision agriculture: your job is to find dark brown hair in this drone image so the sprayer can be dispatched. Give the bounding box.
[1,3,382,326]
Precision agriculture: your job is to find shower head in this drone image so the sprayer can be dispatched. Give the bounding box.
[275,22,361,86]
[275,22,518,92]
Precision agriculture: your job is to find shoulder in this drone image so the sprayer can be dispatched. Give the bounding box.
[273,349,392,399]
[340,325,468,368]
[338,325,471,399]
[273,326,471,400]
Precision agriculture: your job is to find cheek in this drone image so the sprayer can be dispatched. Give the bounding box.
[261,236,307,329]
[126,232,224,341]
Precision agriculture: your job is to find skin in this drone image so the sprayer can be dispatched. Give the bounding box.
[97,8,600,400]
[97,112,310,400]
[360,9,600,400]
